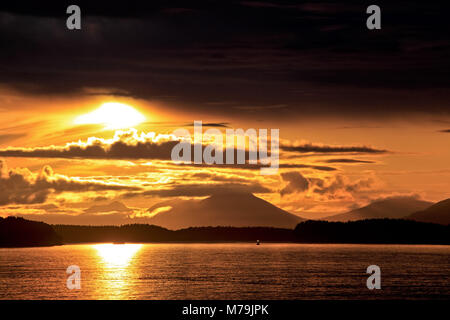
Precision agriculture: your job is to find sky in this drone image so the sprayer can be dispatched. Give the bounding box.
[0,1,449,224]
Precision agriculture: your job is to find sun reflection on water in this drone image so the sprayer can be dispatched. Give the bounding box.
[93,244,143,267]
[92,243,143,299]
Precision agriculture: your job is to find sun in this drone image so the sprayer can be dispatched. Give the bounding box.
[74,102,146,129]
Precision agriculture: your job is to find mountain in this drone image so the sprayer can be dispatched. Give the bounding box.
[84,201,132,214]
[323,197,433,222]
[0,216,62,247]
[146,192,304,230]
[406,198,450,225]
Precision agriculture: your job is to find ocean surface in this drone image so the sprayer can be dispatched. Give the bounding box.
[0,243,448,300]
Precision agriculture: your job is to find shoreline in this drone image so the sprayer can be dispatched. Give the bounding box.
[2,241,450,248]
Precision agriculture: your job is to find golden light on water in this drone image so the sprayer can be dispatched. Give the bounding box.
[74,102,146,129]
[92,243,143,299]
[93,243,143,267]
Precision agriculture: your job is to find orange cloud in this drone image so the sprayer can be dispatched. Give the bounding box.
[0,160,139,206]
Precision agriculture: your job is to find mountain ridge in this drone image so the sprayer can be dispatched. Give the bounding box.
[323,197,432,222]
[406,198,450,225]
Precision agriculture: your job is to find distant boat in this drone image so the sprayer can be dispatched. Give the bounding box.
[256,240,260,245]
[113,241,125,245]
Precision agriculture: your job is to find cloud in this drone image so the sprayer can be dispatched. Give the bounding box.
[188,172,252,184]
[14,212,132,226]
[184,122,230,128]
[369,194,423,203]
[147,205,172,217]
[0,129,179,160]
[323,159,375,164]
[313,175,375,197]
[0,133,26,144]
[281,144,387,154]
[278,170,377,201]
[232,104,288,111]
[438,129,450,133]
[0,129,339,171]
[124,182,271,198]
[1,2,449,119]
[280,172,310,196]
[166,162,336,171]
[0,160,139,206]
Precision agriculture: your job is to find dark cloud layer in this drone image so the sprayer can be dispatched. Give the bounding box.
[124,182,271,198]
[323,158,374,164]
[168,162,336,172]
[0,141,385,159]
[0,139,178,160]
[0,130,341,171]
[281,144,387,154]
[0,1,449,118]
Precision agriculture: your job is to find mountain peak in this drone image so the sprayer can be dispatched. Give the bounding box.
[207,191,256,199]
[146,193,304,230]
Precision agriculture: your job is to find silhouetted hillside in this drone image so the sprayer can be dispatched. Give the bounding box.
[406,198,450,225]
[54,224,294,243]
[3,217,448,246]
[0,217,62,247]
[172,227,295,242]
[53,224,174,243]
[56,219,448,244]
[294,219,449,244]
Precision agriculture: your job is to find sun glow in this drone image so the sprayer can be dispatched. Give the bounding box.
[93,243,143,267]
[74,102,146,129]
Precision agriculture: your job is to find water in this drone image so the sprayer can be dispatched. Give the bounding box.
[0,243,448,300]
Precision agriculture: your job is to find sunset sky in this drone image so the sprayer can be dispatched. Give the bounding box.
[0,1,449,224]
